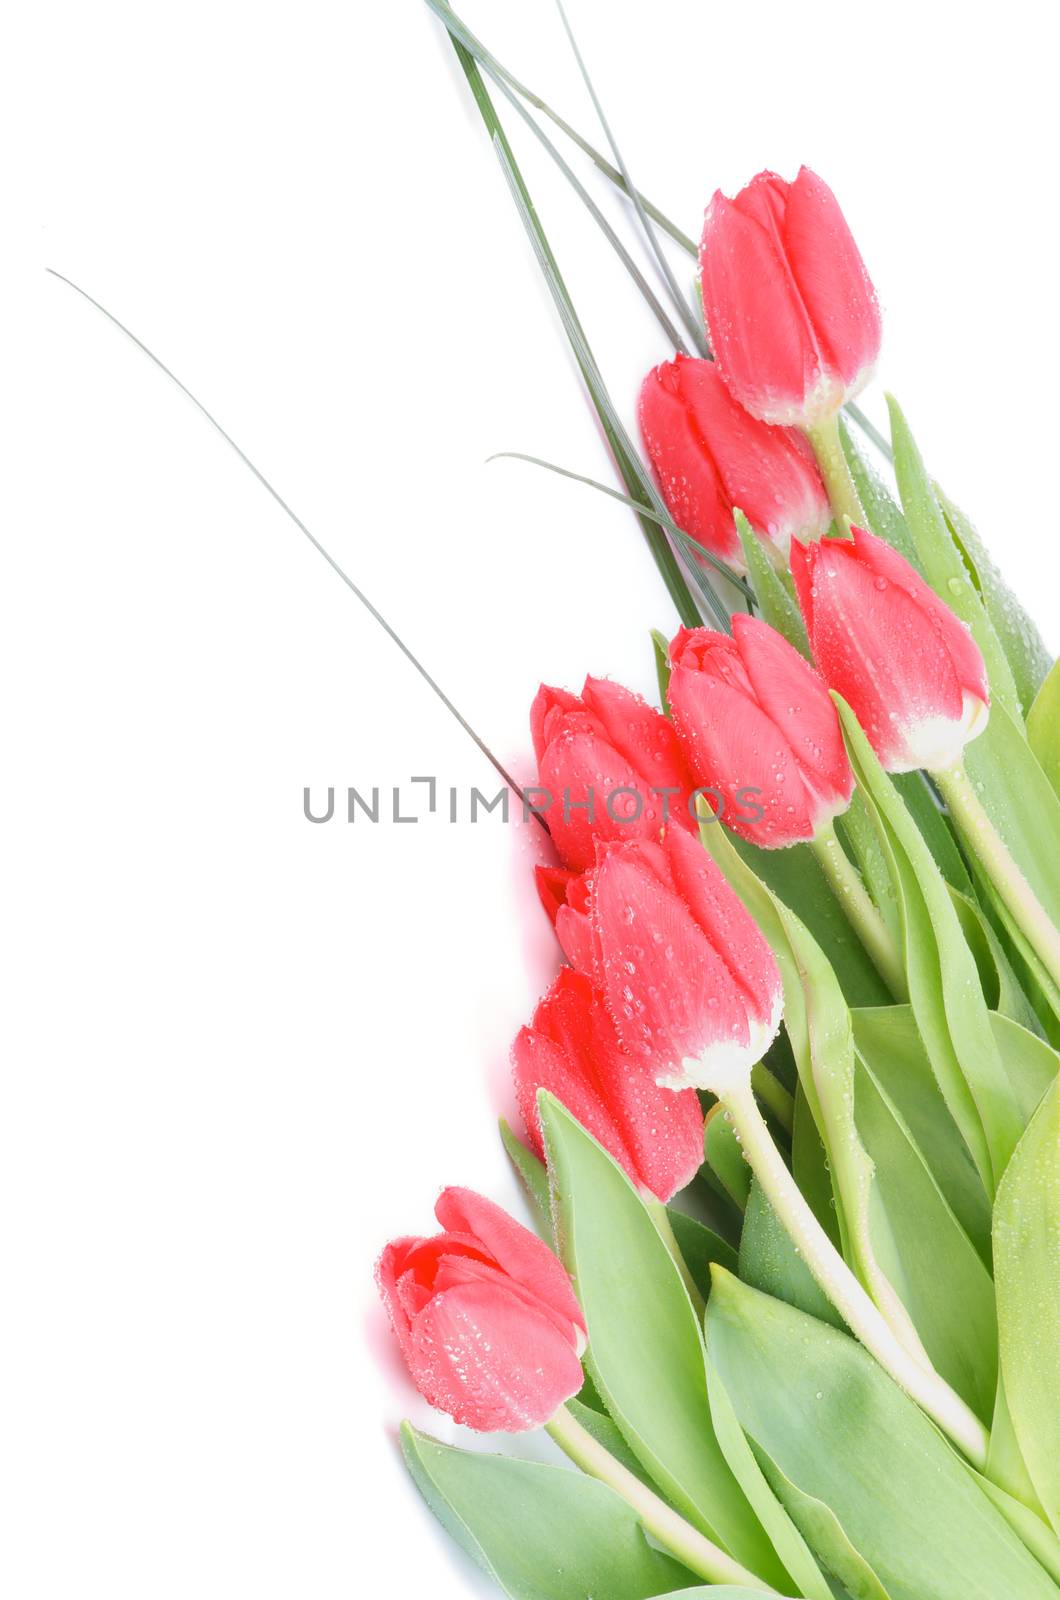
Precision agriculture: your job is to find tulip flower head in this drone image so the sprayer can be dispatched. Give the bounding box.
[587,828,783,1095]
[668,615,854,847]
[513,967,704,1203]
[699,167,881,428]
[638,355,832,569]
[530,677,695,871]
[792,525,990,774]
[376,1187,586,1433]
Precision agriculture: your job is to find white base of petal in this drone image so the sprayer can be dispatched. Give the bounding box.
[892,691,990,775]
[655,992,784,1096]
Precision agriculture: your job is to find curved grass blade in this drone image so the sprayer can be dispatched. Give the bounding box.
[488,451,753,597]
[552,0,708,355]
[45,269,539,819]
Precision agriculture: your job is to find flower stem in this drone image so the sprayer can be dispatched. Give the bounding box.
[719,1074,990,1468]
[805,411,865,532]
[545,1403,778,1592]
[644,1198,706,1321]
[811,823,907,999]
[935,763,1060,995]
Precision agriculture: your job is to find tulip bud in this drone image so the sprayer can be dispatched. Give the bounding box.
[792,525,990,773]
[513,968,704,1204]
[588,828,783,1094]
[699,167,881,428]
[638,355,831,569]
[376,1187,586,1433]
[667,615,854,847]
[531,677,694,871]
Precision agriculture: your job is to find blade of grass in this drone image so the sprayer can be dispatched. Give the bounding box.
[46,268,542,821]
[487,450,754,600]
[552,0,708,355]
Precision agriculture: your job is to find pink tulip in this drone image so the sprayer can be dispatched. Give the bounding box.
[376,1187,586,1433]
[512,968,704,1203]
[531,677,694,871]
[668,615,853,847]
[792,525,990,773]
[699,167,881,427]
[534,863,597,976]
[638,355,832,568]
[588,828,783,1093]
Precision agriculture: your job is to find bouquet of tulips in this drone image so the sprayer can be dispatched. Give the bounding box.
[375,7,1060,1597]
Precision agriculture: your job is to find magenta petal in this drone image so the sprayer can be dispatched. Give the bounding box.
[784,167,881,390]
[435,1187,585,1338]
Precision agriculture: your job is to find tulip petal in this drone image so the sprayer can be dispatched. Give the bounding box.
[409,1279,585,1433]
[581,677,694,813]
[784,168,881,393]
[637,360,742,562]
[732,614,853,808]
[512,1021,638,1179]
[700,191,822,424]
[435,1187,586,1338]
[530,684,582,765]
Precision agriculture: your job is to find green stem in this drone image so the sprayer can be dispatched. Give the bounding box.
[811,824,907,1000]
[719,1073,990,1468]
[644,1199,706,1321]
[545,1403,777,1592]
[805,411,866,532]
[935,763,1060,994]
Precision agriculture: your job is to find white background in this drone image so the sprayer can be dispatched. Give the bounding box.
[4,0,1058,1594]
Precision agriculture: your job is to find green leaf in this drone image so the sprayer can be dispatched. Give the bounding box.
[539,1094,786,1584]
[499,1119,552,1239]
[852,1052,997,1419]
[734,511,809,656]
[730,833,890,1008]
[886,396,1022,721]
[750,1446,892,1600]
[1028,657,1060,800]
[839,418,923,572]
[704,1104,752,1208]
[667,1207,739,1296]
[892,771,970,894]
[994,1079,1060,1534]
[836,696,1025,1196]
[936,483,1053,718]
[707,1271,1060,1600]
[400,1423,697,1600]
[652,628,672,709]
[739,1178,842,1329]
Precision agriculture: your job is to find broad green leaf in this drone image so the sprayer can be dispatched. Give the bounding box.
[707,1271,1060,1600]
[701,819,930,1356]
[667,1207,739,1294]
[730,833,890,1007]
[401,1423,696,1600]
[646,1592,798,1599]
[704,1104,751,1208]
[499,1119,552,1238]
[971,1465,1060,1591]
[839,417,923,572]
[539,1095,786,1583]
[988,1370,1048,1518]
[853,1054,997,1419]
[994,1079,1060,1534]
[960,696,1060,941]
[1028,657,1060,799]
[705,1354,834,1600]
[739,1179,841,1329]
[886,396,1021,720]
[751,1444,892,1600]
[837,697,1025,1195]
[892,771,970,893]
[791,1086,842,1248]
[950,887,1044,1036]
[563,1399,655,1487]
[735,511,809,657]
[936,483,1052,718]
[851,1006,991,1262]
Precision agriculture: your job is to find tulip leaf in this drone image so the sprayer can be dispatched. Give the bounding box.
[891,771,970,893]
[699,818,928,1357]
[400,1422,698,1600]
[994,1078,1060,1535]
[739,1178,842,1330]
[706,1271,1060,1600]
[836,696,1026,1196]
[734,511,810,657]
[839,418,923,573]
[730,832,890,1007]
[652,628,673,708]
[704,1104,752,1208]
[886,396,1022,720]
[643,1592,797,1599]
[949,886,1044,1036]
[499,1119,553,1239]
[1027,656,1060,800]
[749,1446,893,1600]
[539,1094,791,1587]
[667,1207,739,1293]
[936,483,1053,718]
